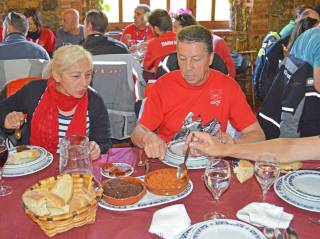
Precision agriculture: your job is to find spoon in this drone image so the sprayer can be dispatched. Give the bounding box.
[176,133,194,179]
[263,227,274,239]
[15,120,23,140]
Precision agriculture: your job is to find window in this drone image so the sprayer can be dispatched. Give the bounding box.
[102,0,230,30]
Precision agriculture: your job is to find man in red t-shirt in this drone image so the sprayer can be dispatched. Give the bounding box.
[131,25,265,160]
[143,9,177,73]
[120,4,154,50]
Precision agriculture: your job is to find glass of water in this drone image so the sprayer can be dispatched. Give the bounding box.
[254,153,280,201]
[203,159,231,220]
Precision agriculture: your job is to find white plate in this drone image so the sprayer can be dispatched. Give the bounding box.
[274,176,320,212]
[98,176,193,211]
[4,145,47,169]
[3,152,53,177]
[283,170,320,201]
[162,156,211,169]
[167,140,207,161]
[100,163,134,178]
[188,219,266,239]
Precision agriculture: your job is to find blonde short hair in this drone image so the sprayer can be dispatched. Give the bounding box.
[44,45,92,78]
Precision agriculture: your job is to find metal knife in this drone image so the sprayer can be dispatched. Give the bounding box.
[285,227,300,239]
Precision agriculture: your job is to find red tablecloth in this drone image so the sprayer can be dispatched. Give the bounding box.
[1,148,319,239]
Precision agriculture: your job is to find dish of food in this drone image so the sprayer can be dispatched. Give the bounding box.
[100,162,134,178]
[101,177,146,206]
[5,145,47,169]
[144,168,189,196]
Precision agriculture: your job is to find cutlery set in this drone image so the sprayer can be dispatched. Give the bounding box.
[263,227,300,239]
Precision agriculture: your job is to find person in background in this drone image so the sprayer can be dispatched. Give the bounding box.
[0,11,49,60]
[24,8,55,57]
[143,9,176,73]
[83,9,128,55]
[290,22,320,92]
[279,5,313,37]
[120,4,154,52]
[0,45,112,159]
[186,131,320,164]
[131,25,265,160]
[54,9,84,50]
[172,12,235,78]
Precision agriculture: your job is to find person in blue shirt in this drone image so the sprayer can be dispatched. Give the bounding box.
[0,11,49,60]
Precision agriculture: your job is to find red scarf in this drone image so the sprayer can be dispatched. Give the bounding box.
[30,78,88,154]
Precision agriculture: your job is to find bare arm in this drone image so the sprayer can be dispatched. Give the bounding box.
[188,132,320,163]
[235,122,266,144]
[131,124,167,160]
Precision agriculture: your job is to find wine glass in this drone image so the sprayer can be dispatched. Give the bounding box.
[254,153,280,201]
[203,159,231,220]
[0,139,12,196]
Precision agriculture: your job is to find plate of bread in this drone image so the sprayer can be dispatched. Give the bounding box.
[5,145,47,169]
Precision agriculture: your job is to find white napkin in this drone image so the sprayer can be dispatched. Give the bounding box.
[149,204,191,239]
[236,202,293,229]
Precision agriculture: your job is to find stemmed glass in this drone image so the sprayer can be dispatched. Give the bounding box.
[203,159,231,220]
[254,153,280,201]
[0,139,12,196]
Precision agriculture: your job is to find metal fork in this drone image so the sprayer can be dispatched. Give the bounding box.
[308,217,320,225]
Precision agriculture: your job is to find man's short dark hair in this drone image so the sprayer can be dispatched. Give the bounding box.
[174,13,197,27]
[177,25,213,53]
[135,4,151,13]
[148,9,172,32]
[85,9,108,34]
[4,11,28,35]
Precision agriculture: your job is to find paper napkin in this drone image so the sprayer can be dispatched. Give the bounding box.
[149,204,191,239]
[236,202,293,229]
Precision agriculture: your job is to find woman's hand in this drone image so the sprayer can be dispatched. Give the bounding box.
[4,111,24,129]
[89,141,101,160]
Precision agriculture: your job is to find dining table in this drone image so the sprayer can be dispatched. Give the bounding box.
[1,147,319,239]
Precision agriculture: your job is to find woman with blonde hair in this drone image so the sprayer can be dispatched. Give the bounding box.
[0,45,112,159]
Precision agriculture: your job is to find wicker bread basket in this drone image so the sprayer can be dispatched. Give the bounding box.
[23,173,103,237]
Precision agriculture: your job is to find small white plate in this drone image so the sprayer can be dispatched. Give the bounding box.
[100,163,134,178]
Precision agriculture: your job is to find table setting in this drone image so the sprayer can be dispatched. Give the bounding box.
[0,136,320,238]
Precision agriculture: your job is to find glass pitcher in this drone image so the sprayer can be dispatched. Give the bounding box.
[59,135,93,175]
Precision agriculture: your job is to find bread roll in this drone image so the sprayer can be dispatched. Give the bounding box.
[43,191,66,209]
[51,174,73,203]
[280,161,303,172]
[47,205,70,216]
[22,189,49,216]
[234,159,254,183]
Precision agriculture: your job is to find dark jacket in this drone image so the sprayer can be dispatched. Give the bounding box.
[0,33,50,60]
[82,34,129,55]
[0,80,112,153]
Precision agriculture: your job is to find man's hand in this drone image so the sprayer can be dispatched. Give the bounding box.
[142,131,167,160]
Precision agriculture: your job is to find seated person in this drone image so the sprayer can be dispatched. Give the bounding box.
[54,9,84,50]
[24,8,56,57]
[143,9,176,73]
[0,11,49,60]
[120,4,154,51]
[186,132,320,164]
[172,12,235,78]
[83,9,128,55]
[131,25,265,159]
[0,45,112,160]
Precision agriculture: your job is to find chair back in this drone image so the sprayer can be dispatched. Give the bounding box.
[92,60,137,140]
[0,58,49,89]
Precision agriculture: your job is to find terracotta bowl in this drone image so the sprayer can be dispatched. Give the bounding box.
[101,177,146,206]
[144,168,189,196]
